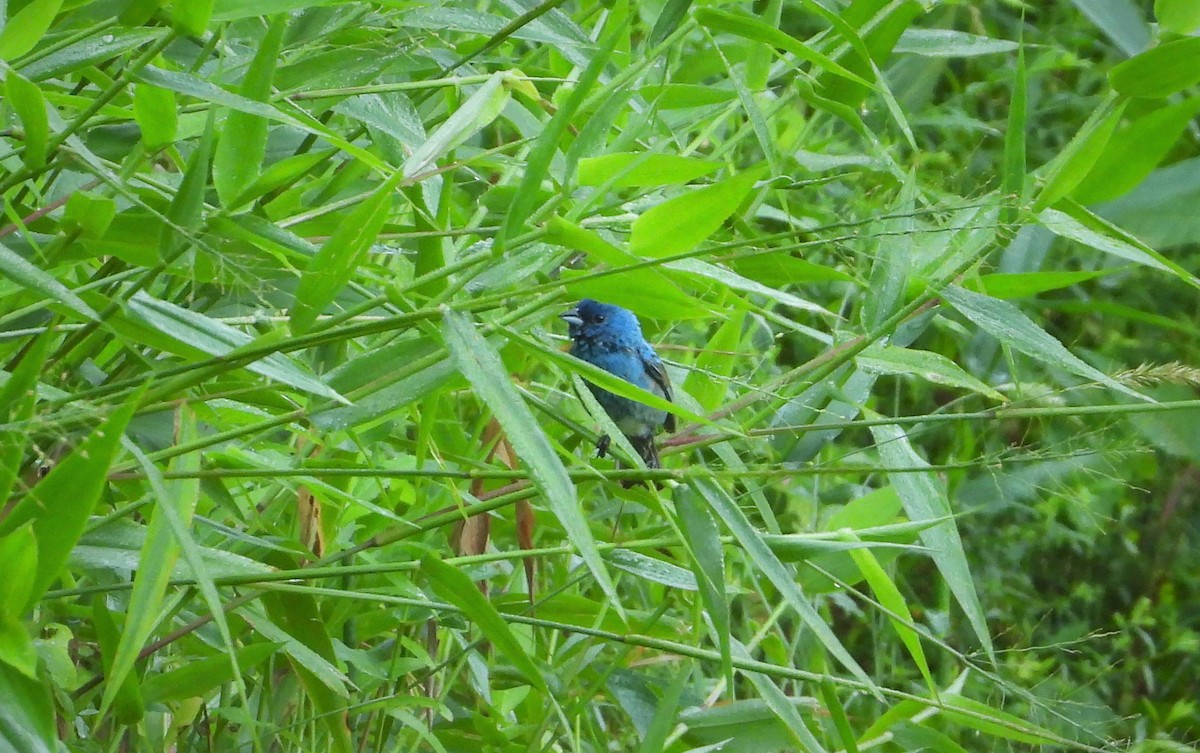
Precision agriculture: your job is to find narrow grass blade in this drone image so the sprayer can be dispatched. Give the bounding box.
[442,309,619,607]
[213,14,286,209]
[0,240,98,322]
[868,422,994,662]
[290,172,402,334]
[677,489,731,688]
[838,529,935,695]
[422,553,546,691]
[0,392,139,606]
[694,478,879,696]
[941,284,1150,401]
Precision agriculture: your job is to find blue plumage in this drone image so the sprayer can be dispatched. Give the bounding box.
[560,299,675,468]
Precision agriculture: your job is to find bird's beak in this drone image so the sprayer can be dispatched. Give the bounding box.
[559,307,582,327]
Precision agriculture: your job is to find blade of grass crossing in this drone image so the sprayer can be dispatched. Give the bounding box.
[838,529,935,695]
[442,309,621,610]
[692,478,880,696]
[868,422,994,662]
[212,14,286,209]
[676,489,732,688]
[101,412,206,718]
[115,435,248,711]
[421,554,546,691]
[495,16,624,254]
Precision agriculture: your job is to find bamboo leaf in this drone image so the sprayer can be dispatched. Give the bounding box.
[941,285,1150,400]
[693,477,880,696]
[868,423,994,661]
[0,391,140,607]
[422,553,547,691]
[290,172,402,334]
[0,240,99,322]
[442,309,620,607]
[213,15,286,209]
[0,0,63,60]
[630,167,765,258]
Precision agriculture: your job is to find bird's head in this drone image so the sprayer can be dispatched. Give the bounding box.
[560,299,641,342]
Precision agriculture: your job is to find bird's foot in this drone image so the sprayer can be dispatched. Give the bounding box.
[595,434,611,458]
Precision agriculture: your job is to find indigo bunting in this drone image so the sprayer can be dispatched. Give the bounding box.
[560,299,676,468]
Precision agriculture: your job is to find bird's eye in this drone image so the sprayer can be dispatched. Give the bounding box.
[595,314,606,323]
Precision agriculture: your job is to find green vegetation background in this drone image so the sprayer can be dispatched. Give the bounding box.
[1,0,1198,751]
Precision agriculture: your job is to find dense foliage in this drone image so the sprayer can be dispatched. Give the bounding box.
[1,0,1198,751]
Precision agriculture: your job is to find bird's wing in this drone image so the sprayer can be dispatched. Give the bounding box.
[641,351,676,432]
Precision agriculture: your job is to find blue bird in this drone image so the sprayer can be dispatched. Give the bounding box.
[560,299,676,468]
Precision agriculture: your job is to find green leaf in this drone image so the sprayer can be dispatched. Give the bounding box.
[856,345,1006,402]
[5,72,49,170]
[133,83,177,149]
[1110,35,1200,99]
[421,553,546,691]
[545,216,706,320]
[1001,44,1027,225]
[0,332,52,505]
[1035,97,1126,211]
[0,662,56,753]
[605,548,697,590]
[577,153,722,188]
[637,83,737,109]
[964,269,1115,299]
[839,530,935,695]
[290,172,402,334]
[636,670,688,753]
[941,284,1149,400]
[91,597,145,724]
[102,421,202,718]
[250,598,349,696]
[676,490,731,687]
[684,307,744,411]
[0,0,63,61]
[1156,0,1200,33]
[942,695,1060,745]
[648,0,693,45]
[213,15,286,209]
[868,423,995,661]
[894,29,1018,57]
[630,168,764,258]
[442,309,619,607]
[733,643,830,753]
[0,612,37,678]
[0,391,140,608]
[1072,98,1200,204]
[63,192,117,238]
[172,0,214,36]
[142,642,278,703]
[0,239,99,322]
[402,72,510,179]
[1071,0,1149,56]
[128,292,347,402]
[891,723,970,753]
[160,107,216,256]
[695,8,872,88]
[496,23,619,253]
[1039,202,1200,288]
[692,478,879,696]
[0,525,37,627]
[665,258,832,317]
[729,254,854,285]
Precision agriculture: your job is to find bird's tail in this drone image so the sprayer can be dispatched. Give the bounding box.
[631,435,660,469]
